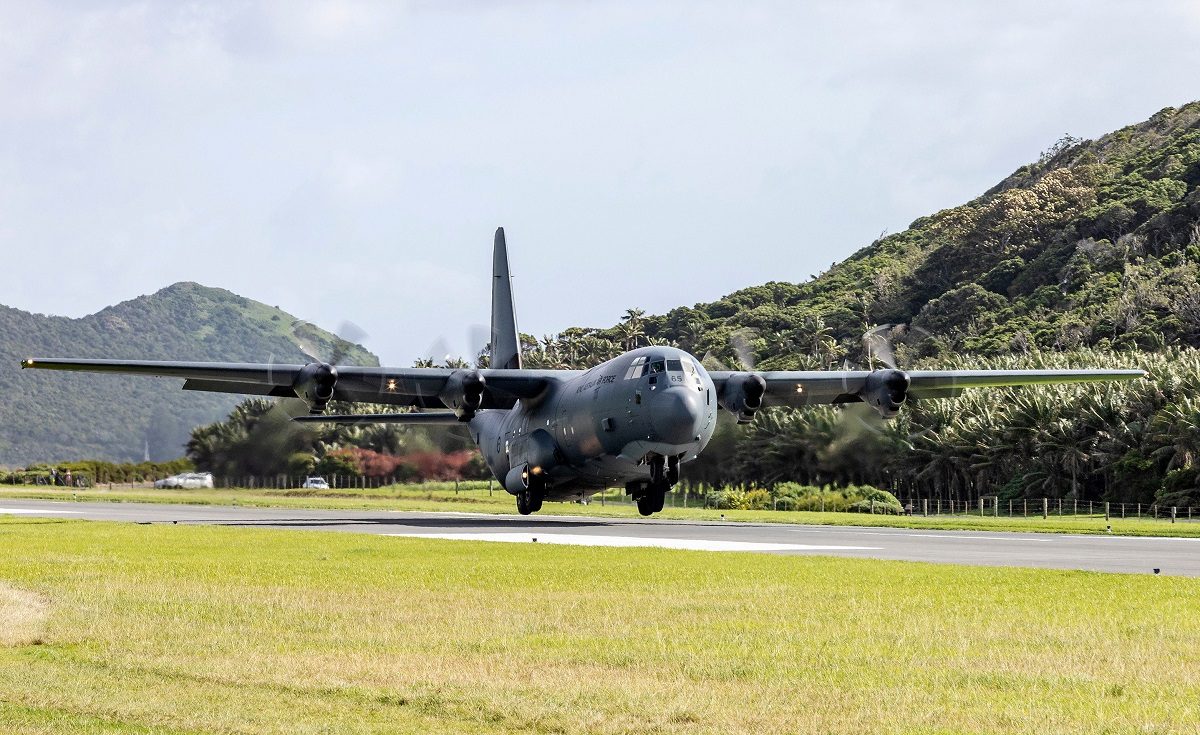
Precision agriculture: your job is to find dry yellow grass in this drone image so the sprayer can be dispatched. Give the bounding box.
[0,582,48,647]
[0,517,1197,733]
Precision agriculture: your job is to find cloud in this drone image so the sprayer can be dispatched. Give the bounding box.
[1,1,1198,363]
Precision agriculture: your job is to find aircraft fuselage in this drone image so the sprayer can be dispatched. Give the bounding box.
[470,346,718,501]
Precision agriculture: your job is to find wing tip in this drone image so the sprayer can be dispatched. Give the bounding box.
[20,358,34,368]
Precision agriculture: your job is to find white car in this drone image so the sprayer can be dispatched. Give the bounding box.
[301,477,330,489]
[155,472,214,489]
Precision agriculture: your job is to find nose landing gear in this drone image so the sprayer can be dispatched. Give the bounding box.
[629,454,679,516]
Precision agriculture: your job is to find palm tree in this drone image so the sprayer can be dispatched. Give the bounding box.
[621,308,647,350]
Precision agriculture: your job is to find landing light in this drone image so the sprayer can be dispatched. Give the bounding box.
[531,466,543,476]
[796,385,804,393]
[386,378,397,392]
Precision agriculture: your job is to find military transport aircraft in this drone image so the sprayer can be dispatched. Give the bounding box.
[22,228,1145,516]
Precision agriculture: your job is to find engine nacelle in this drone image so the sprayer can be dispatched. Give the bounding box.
[438,369,487,420]
[861,369,910,419]
[501,429,559,495]
[718,372,767,424]
[293,362,338,414]
[504,464,534,495]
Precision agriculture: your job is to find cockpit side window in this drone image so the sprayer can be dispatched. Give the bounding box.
[624,356,648,380]
[666,359,683,372]
[648,360,666,374]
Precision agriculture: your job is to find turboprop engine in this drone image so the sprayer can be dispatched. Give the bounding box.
[438,369,486,420]
[292,362,338,414]
[502,429,559,495]
[718,372,767,424]
[860,369,910,419]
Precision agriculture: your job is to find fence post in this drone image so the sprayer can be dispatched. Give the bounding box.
[994,499,998,517]
[1172,506,1177,524]
[1137,503,1141,518]
[1042,498,1048,520]
[870,499,875,514]
[922,498,928,516]
[1105,502,1110,521]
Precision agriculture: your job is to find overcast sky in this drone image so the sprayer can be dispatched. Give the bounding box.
[2,1,1198,365]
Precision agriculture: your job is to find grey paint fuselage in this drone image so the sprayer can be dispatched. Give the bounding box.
[472,346,718,500]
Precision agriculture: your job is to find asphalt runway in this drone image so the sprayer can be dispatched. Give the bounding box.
[3,499,1197,576]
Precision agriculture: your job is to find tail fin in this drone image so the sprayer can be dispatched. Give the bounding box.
[490,227,522,370]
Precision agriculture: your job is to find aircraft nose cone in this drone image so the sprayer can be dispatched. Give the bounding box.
[651,387,703,445]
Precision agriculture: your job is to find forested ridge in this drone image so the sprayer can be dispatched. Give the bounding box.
[0,283,374,464]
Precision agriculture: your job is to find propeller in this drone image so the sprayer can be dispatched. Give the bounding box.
[862,324,899,369]
[839,324,936,441]
[702,328,759,372]
[250,321,373,466]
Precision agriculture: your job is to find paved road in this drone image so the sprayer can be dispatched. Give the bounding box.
[2,499,1197,576]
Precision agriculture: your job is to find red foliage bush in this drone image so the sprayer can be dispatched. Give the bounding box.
[336,447,484,482]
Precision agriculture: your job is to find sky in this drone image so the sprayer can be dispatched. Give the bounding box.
[2,1,1199,366]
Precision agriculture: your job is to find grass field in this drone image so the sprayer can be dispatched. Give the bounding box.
[2,483,1199,537]
[0,516,1197,734]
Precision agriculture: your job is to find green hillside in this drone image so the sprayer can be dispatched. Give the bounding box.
[0,283,375,465]
[508,102,1200,505]
[618,102,1200,366]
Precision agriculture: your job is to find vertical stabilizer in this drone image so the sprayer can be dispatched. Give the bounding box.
[491,227,522,370]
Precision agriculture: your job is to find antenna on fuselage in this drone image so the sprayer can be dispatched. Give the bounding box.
[491,227,522,370]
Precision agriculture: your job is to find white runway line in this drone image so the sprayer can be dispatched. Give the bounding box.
[0,508,78,515]
[385,532,881,552]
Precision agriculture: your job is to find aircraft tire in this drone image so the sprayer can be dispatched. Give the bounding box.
[650,482,667,513]
[636,495,656,516]
[517,487,544,515]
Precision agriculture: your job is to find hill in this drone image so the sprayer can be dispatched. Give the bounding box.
[499,103,1200,372]
[619,102,1200,368]
[0,283,375,465]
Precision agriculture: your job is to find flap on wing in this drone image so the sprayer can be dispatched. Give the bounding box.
[183,379,295,397]
[292,412,464,425]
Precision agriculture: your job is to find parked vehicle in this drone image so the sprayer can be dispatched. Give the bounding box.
[154,472,214,489]
[301,476,330,489]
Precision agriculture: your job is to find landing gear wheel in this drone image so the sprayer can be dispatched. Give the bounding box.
[516,487,543,515]
[637,481,668,516]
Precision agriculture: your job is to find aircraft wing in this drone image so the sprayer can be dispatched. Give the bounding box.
[710,368,1147,409]
[19,358,572,409]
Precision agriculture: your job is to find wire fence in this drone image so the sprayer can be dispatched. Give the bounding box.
[9,471,1199,522]
[896,497,1200,522]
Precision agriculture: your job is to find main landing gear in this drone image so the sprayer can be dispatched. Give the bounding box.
[516,484,543,515]
[516,473,544,514]
[629,454,680,516]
